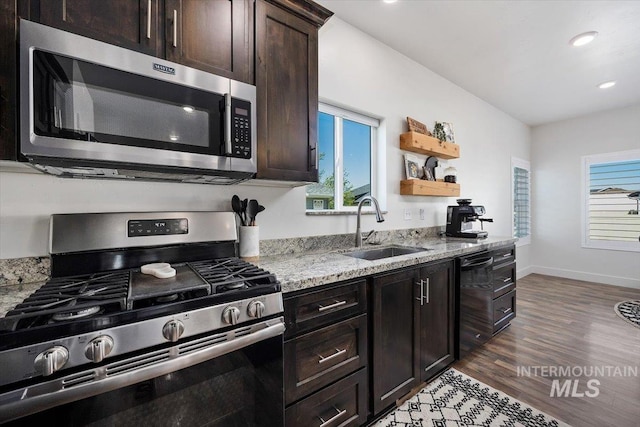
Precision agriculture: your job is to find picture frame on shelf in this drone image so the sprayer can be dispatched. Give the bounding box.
[442,122,455,143]
[407,116,432,136]
[404,154,421,180]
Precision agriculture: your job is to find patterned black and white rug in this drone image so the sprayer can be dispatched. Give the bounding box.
[614,300,640,328]
[375,368,569,427]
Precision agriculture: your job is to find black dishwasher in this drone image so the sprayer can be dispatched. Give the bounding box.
[456,251,494,359]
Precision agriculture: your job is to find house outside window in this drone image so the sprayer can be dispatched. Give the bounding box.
[511,157,531,246]
[582,150,640,252]
[306,103,381,211]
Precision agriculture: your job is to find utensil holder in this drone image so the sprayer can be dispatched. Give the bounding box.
[239,226,259,258]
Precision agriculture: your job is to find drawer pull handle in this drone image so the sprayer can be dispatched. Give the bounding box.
[318,348,347,364]
[502,253,511,258]
[498,307,512,314]
[503,277,511,283]
[318,406,347,427]
[318,300,346,312]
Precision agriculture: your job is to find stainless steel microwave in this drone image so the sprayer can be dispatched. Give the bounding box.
[19,19,256,184]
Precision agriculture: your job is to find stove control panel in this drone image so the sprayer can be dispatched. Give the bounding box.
[128,218,188,237]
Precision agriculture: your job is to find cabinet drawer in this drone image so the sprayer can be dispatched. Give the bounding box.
[285,368,368,427]
[493,289,516,333]
[491,245,515,267]
[492,261,516,298]
[284,280,366,338]
[285,314,367,404]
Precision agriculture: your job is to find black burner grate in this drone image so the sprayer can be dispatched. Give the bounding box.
[190,258,278,293]
[4,271,129,329]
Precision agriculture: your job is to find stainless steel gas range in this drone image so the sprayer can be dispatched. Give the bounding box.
[0,212,284,426]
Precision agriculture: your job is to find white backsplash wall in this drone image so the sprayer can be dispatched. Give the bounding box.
[531,103,640,288]
[0,17,531,272]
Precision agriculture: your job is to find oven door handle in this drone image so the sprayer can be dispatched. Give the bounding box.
[460,257,493,270]
[0,318,285,424]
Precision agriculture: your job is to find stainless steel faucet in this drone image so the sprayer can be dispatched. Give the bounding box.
[355,196,385,247]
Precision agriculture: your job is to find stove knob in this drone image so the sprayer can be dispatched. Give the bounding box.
[247,300,266,319]
[222,306,241,325]
[85,335,114,363]
[163,319,185,342]
[34,346,69,377]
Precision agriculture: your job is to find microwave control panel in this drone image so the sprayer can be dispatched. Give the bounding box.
[230,98,251,158]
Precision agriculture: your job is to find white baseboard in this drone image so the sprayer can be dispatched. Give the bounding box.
[516,266,533,280]
[529,265,640,289]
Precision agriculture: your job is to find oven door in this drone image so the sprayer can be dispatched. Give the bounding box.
[0,319,284,427]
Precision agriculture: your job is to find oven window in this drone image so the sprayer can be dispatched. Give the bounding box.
[6,336,283,427]
[32,51,224,155]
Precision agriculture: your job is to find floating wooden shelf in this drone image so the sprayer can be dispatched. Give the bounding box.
[400,131,460,159]
[400,179,460,197]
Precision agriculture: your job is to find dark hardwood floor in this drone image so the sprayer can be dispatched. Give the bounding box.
[454,273,640,427]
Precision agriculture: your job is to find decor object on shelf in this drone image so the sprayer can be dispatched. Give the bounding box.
[404,154,422,179]
[375,368,569,427]
[432,122,446,142]
[407,116,432,136]
[442,121,455,142]
[423,156,438,181]
[444,166,458,183]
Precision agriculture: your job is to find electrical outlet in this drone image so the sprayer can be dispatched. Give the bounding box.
[404,209,412,220]
[419,208,425,220]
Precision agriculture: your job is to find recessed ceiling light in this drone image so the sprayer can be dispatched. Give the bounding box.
[169,135,179,141]
[598,81,616,89]
[183,106,194,113]
[569,31,598,47]
[383,0,398,3]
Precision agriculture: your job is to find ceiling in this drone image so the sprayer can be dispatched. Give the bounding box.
[315,0,640,126]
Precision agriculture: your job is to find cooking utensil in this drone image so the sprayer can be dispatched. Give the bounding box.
[247,199,259,226]
[242,199,248,225]
[231,195,245,226]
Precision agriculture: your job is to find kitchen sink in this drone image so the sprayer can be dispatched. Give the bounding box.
[342,245,432,261]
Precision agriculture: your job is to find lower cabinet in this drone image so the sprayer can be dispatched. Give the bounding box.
[284,279,368,426]
[371,259,455,415]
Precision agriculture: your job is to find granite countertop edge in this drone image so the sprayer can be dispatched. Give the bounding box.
[254,236,517,294]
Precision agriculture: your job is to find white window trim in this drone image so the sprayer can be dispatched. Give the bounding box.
[581,149,640,252]
[511,157,531,247]
[306,103,385,213]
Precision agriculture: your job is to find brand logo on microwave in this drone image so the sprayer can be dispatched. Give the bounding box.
[153,63,176,75]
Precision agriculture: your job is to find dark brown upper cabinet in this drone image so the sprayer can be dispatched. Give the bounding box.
[165,0,254,84]
[255,0,332,182]
[36,0,162,56]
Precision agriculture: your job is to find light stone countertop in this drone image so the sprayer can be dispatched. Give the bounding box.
[254,236,517,294]
[0,236,516,317]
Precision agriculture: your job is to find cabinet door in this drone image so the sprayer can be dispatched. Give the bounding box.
[418,260,455,382]
[255,0,319,182]
[165,0,253,84]
[37,0,161,56]
[371,268,420,415]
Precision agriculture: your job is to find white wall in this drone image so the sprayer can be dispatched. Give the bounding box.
[531,103,640,288]
[0,18,531,273]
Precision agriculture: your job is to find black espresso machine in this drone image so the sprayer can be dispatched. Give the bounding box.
[446,199,493,238]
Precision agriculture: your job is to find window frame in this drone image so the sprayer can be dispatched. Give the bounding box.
[581,149,640,252]
[511,157,531,247]
[307,103,382,213]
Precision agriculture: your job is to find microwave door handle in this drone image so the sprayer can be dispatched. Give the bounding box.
[224,93,232,155]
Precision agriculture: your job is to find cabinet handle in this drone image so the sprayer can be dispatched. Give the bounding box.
[173,9,178,48]
[502,253,511,258]
[415,280,424,305]
[62,0,66,20]
[503,277,511,283]
[317,300,346,312]
[425,277,430,304]
[318,348,346,364]
[498,307,512,314]
[318,406,347,427]
[146,0,152,39]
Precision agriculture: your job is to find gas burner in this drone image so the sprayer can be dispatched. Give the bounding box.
[52,306,101,321]
[219,282,248,292]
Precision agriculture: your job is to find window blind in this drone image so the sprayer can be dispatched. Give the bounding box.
[513,166,531,239]
[588,159,640,242]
